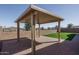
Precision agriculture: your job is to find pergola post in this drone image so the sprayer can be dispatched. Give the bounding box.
[38,23,40,37]
[37,13,40,37]
[17,22,20,42]
[57,20,61,43]
[31,12,36,55]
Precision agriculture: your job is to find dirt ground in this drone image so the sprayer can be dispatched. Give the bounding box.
[0,30,56,40]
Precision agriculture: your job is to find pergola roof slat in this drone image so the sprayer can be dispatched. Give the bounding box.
[31,5,63,19]
[15,5,64,24]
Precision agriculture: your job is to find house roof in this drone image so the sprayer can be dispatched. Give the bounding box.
[15,5,64,24]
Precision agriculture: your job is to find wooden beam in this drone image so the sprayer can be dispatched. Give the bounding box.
[38,23,40,37]
[31,12,36,55]
[57,20,61,43]
[17,22,20,42]
[37,13,40,37]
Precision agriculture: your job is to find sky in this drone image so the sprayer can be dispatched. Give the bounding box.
[0,4,79,28]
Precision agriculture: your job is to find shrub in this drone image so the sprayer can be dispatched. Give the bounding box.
[66,34,76,41]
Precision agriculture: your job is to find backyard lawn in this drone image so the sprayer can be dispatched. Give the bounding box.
[46,32,76,40]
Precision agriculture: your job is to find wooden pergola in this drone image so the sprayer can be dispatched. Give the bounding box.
[15,5,63,55]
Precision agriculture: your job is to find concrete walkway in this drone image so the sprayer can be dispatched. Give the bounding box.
[30,36,63,43]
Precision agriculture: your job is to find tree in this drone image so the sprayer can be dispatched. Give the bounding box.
[24,23,31,31]
[67,23,73,28]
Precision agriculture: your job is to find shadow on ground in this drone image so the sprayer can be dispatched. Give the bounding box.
[28,34,79,55]
[0,37,40,55]
[34,40,79,55]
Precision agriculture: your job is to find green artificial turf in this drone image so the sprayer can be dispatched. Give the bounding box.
[46,32,76,40]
